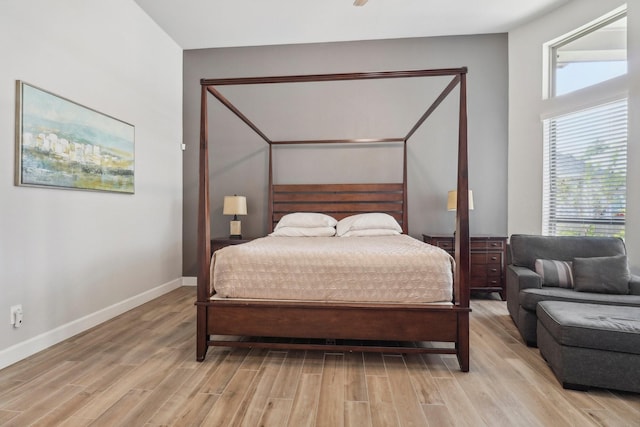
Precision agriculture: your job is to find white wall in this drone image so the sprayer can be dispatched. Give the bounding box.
[629,1,640,274]
[508,0,639,272]
[0,0,183,368]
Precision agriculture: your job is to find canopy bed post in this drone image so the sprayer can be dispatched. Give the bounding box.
[402,141,408,233]
[196,85,211,361]
[455,70,470,371]
[268,144,274,232]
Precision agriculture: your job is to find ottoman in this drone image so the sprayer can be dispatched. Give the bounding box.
[536,301,640,392]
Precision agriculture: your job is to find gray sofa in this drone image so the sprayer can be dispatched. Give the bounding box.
[506,234,640,346]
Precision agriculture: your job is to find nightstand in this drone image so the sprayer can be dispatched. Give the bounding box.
[211,237,255,254]
[422,234,507,300]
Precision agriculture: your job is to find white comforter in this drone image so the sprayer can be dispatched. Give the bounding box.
[211,235,454,303]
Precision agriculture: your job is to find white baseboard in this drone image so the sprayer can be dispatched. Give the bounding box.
[182,276,197,286]
[0,277,183,371]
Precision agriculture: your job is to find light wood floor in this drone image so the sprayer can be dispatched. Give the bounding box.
[0,287,638,426]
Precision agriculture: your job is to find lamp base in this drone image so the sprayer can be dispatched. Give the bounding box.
[229,220,242,239]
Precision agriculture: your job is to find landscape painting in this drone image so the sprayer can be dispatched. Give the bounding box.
[15,81,134,193]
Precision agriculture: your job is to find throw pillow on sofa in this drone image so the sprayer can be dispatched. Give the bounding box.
[534,259,574,288]
[573,255,630,294]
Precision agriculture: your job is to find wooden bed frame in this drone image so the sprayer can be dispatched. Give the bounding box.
[196,68,472,371]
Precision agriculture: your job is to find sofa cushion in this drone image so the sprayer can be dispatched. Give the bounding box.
[537,301,640,354]
[534,259,573,288]
[510,235,626,270]
[573,255,630,294]
[520,287,640,312]
[631,275,640,295]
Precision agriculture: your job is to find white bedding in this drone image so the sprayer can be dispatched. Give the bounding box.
[211,235,454,303]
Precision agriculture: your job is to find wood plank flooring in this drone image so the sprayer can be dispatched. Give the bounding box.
[1,287,638,426]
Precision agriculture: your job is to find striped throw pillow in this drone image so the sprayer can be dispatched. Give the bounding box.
[534,259,574,288]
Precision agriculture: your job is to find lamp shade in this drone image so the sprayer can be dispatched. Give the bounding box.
[447,190,474,212]
[223,195,247,216]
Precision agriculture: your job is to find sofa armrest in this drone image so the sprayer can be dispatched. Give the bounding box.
[630,274,640,295]
[506,265,543,321]
[507,265,543,292]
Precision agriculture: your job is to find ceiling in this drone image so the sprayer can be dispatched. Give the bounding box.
[134,0,570,50]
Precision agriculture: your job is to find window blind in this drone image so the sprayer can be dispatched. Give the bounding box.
[542,99,627,237]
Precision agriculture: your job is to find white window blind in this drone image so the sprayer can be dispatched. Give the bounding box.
[542,99,627,237]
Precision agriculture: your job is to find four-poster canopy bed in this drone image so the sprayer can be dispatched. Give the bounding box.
[196,67,472,371]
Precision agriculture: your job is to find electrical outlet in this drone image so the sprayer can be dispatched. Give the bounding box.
[10,305,23,328]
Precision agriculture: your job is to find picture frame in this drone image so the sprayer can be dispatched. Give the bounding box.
[15,81,135,194]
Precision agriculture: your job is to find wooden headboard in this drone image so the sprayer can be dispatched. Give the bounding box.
[270,183,408,233]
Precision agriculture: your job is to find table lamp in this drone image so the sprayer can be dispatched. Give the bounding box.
[447,190,473,237]
[223,195,247,239]
[447,189,474,212]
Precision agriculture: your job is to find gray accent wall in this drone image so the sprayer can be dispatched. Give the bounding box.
[183,35,508,275]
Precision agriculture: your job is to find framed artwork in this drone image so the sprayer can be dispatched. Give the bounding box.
[15,81,135,193]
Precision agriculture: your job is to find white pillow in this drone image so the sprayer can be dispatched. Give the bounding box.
[274,212,337,230]
[336,213,402,236]
[269,226,336,237]
[340,229,401,237]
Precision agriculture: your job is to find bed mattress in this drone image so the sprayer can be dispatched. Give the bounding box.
[211,235,454,303]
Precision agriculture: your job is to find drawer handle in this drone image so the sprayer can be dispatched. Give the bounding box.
[491,243,499,246]
[490,280,498,284]
[490,256,498,261]
[490,268,498,273]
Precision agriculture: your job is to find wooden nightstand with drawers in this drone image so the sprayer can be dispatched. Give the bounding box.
[422,234,507,300]
[211,237,255,255]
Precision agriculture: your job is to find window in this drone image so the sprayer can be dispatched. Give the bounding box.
[542,6,629,239]
[550,11,627,97]
[542,99,627,237]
